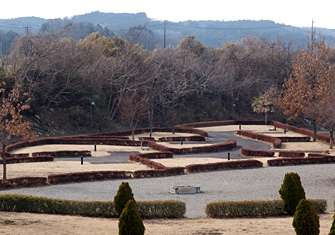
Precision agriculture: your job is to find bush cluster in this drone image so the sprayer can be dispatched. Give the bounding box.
[0,194,186,218]
[241,148,275,157]
[278,151,305,158]
[205,199,326,218]
[185,159,263,173]
[237,130,282,148]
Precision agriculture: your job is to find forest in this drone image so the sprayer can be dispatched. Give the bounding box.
[0,27,334,138]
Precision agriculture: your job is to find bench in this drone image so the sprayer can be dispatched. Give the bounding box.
[141,146,150,150]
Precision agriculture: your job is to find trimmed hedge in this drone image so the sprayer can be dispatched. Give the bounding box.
[206,199,327,218]
[0,177,48,189]
[48,171,132,185]
[237,130,281,148]
[0,156,54,164]
[267,156,335,166]
[185,160,263,173]
[32,150,91,158]
[158,136,205,142]
[277,136,310,142]
[137,200,186,218]
[175,120,271,128]
[241,148,275,157]
[0,194,186,218]
[278,151,305,158]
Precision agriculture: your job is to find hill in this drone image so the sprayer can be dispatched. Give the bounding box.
[1,11,335,50]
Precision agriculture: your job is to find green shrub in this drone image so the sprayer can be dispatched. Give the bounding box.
[329,213,335,235]
[205,199,326,218]
[293,199,319,235]
[206,200,285,217]
[119,200,145,235]
[0,194,186,219]
[279,172,306,215]
[114,182,135,216]
[137,200,186,218]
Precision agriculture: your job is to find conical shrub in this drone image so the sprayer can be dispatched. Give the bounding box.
[329,213,335,235]
[279,172,306,215]
[293,199,319,235]
[118,200,145,235]
[114,182,135,216]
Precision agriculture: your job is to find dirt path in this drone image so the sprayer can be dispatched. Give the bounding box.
[0,211,333,235]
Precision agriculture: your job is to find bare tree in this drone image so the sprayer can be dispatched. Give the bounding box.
[117,92,148,140]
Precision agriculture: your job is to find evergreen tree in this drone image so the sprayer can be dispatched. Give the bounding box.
[118,200,145,235]
[279,172,306,215]
[293,199,320,235]
[114,182,135,216]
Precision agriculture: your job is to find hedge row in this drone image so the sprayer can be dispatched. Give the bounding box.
[241,148,275,157]
[0,177,48,189]
[185,160,263,173]
[237,130,282,148]
[268,155,335,166]
[158,136,205,142]
[0,156,54,164]
[278,151,305,158]
[0,194,186,218]
[277,136,311,142]
[32,150,91,158]
[205,199,327,218]
[48,171,133,185]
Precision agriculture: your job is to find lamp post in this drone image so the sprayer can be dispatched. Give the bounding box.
[90,95,98,133]
[232,98,239,120]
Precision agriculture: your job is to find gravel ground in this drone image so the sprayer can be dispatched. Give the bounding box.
[1,164,334,218]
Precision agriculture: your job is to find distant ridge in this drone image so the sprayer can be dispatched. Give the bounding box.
[1,11,335,49]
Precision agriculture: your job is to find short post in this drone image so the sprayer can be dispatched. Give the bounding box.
[239,124,241,130]
[94,144,97,151]
[81,156,84,165]
[284,128,287,134]
[150,132,152,138]
[181,138,184,145]
[228,152,230,160]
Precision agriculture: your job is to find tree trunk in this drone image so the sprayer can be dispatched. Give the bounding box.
[264,112,268,125]
[2,143,6,180]
[313,120,317,142]
[330,129,334,149]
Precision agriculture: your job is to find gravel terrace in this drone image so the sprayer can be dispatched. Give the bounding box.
[1,164,334,218]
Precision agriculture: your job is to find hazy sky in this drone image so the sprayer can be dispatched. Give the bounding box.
[1,0,335,29]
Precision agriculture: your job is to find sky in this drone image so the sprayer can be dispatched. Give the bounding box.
[1,0,335,29]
